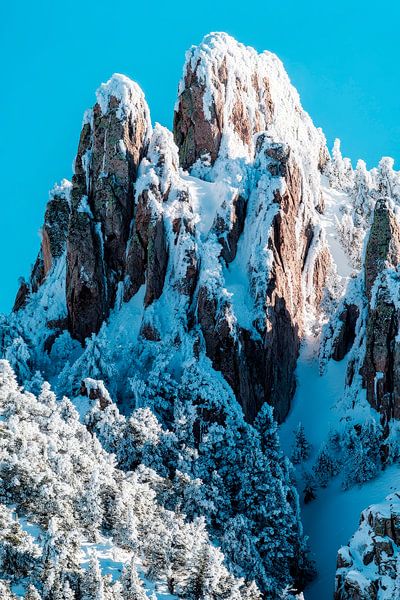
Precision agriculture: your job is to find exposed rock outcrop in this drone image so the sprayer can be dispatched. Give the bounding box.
[174,32,327,172]
[362,199,400,426]
[335,493,400,599]
[332,303,360,362]
[66,75,152,342]
[364,198,400,301]
[42,180,71,275]
[174,32,332,422]
[124,125,176,306]
[8,32,400,597]
[80,377,112,410]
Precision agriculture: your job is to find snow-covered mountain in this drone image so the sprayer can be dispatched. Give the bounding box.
[1,32,400,599]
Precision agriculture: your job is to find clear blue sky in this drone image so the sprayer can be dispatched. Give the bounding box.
[1,0,399,312]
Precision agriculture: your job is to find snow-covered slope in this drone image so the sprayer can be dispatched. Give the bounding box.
[1,31,400,599]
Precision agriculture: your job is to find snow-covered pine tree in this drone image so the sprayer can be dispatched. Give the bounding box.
[4,337,31,384]
[25,585,43,600]
[0,580,18,599]
[25,370,45,396]
[290,423,311,464]
[377,156,399,200]
[120,559,147,600]
[313,444,339,487]
[254,402,280,456]
[60,581,76,600]
[78,469,104,540]
[81,554,105,600]
[0,506,40,580]
[352,159,373,226]
[342,426,379,490]
[302,469,317,504]
[41,517,80,599]
[180,541,235,600]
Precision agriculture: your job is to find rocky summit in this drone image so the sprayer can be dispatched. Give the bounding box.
[1,32,400,600]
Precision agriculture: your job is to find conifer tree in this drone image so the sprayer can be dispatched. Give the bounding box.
[0,580,18,599]
[290,423,311,464]
[81,554,105,600]
[302,469,317,504]
[120,559,147,600]
[313,444,339,487]
[25,585,43,600]
[353,159,373,226]
[79,469,104,539]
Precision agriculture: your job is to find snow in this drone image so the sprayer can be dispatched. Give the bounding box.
[222,171,279,332]
[80,537,178,598]
[304,466,400,599]
[223,259,254,331]
[77,195,93,217]
[80,537,131,581]
[106,284,145,346]
[74,393,91,421]
[49,179,72,205]
[11,583,25,597]
[181,174,226,237]
[18,515,42,548]
[319,179,354,280]
[279,337,400,599]
[178,31,327,182]
[280,336,348,455]
[95,74,152,133]
[4,30,400,600]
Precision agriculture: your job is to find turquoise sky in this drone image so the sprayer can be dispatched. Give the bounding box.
[1,0,400,312]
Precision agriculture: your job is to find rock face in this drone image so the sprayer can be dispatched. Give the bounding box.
[124,126,177,306]
[364,198,400,301]
[66,75,152,342]
[174,35,331,421]
[362,198,400,426]
[335,493,400,599]
[332,303,360,362]
[196,138,327,421]
[173,34,275,169]
[42,181,71,276]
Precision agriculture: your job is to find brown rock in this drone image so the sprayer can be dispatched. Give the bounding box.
[198,142,328,422]
[80,378,112,410]
[364,198,400,301]
[41,184,70,276]
[13,279,30,312]
[173,65,223,170]
[173,39,275,170]
[335,496,400,599]
[66,78,151,342]
[214,193,247,264]
[362,199,400,425]
[332,303,360,361]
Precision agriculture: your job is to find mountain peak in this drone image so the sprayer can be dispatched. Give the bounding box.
[95,73,151,122]
[2,32,400,600]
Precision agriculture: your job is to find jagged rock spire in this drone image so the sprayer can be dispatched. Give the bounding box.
[66,74,152,342]
[174,32,328,171]
[362,198,400,426]
[13,179,71,312]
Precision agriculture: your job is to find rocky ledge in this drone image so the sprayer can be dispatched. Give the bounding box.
[335,493,400,599]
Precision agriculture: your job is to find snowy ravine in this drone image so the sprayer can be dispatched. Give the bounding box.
[279,339,400,598]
